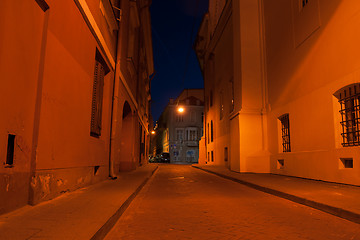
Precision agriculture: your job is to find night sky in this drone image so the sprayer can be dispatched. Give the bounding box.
[150,0,208,124]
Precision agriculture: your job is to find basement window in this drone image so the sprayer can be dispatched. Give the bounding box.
[94,166,100,175]
[6,134,15,166]
[334,83,360,147]
[277,159,284,169]
[340,158,353,169]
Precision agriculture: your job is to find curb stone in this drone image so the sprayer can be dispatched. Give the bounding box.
[192,165,360,224]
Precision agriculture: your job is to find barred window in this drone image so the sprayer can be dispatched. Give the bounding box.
[279,114,291,152]
[334,83,360,147]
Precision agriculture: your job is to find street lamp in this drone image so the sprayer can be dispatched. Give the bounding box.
[151,130,156,135]
[177,106,185,113]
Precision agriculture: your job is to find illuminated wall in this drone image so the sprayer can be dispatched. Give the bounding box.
[0,0,153,214]
[196,0,360,185]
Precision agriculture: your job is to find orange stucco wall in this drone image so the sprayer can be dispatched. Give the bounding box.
[264,0,360,184]
[0,0,153,213]
[0,1,45,214]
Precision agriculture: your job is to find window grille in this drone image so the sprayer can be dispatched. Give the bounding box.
[279,114,291,152]
[334,83,360,147]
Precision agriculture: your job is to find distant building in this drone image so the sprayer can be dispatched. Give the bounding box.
[195,0,360,186]
[0,0,153,214]
[156,89,204,164]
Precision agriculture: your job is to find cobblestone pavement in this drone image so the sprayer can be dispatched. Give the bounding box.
[104,165,360,240]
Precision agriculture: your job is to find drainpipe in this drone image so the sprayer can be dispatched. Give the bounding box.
[108,8,122,180]
[108,62,118,179]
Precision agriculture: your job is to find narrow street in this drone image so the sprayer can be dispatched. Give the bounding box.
[104,165,360,240]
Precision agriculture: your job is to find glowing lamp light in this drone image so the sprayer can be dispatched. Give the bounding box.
[151,130,156,135]
[177,106,184,113]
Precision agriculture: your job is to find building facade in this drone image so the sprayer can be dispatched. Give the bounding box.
[0,0,153,214]
[195,0,360,186]
[155,89,204,164]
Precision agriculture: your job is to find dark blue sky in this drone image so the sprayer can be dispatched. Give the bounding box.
[150,0,208,123]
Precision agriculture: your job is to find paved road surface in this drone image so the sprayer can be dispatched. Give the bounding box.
[104,165,360,240]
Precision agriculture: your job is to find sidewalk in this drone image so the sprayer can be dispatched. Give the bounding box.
[0,164,158,240]
[193,165,360,224]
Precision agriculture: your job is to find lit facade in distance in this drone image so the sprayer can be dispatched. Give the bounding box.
[155,89,204,164]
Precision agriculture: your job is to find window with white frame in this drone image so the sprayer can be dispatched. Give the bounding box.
[188,129,197,141]
[176,129,184,141]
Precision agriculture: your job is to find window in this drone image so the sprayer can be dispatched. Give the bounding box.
[127,2,139,59]
[277,159,285,169]
[220,91,224,120]
[340,158,353,169]
[189,130,197,141]
[176,129,184,141]
[211,150,214,162]
[35,0,49,12]
[279,114,291,152]
[230,78,234,112]
[207,123,210,144]
[224,147,228,162]
[91,49,109,137]
[176,113,184,122]
[334,84,360,146]
[6,134,15,166]
[211,120,214,142]
[300,0,309,9]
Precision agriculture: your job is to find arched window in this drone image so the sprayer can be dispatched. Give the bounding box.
[334,83,360,146]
